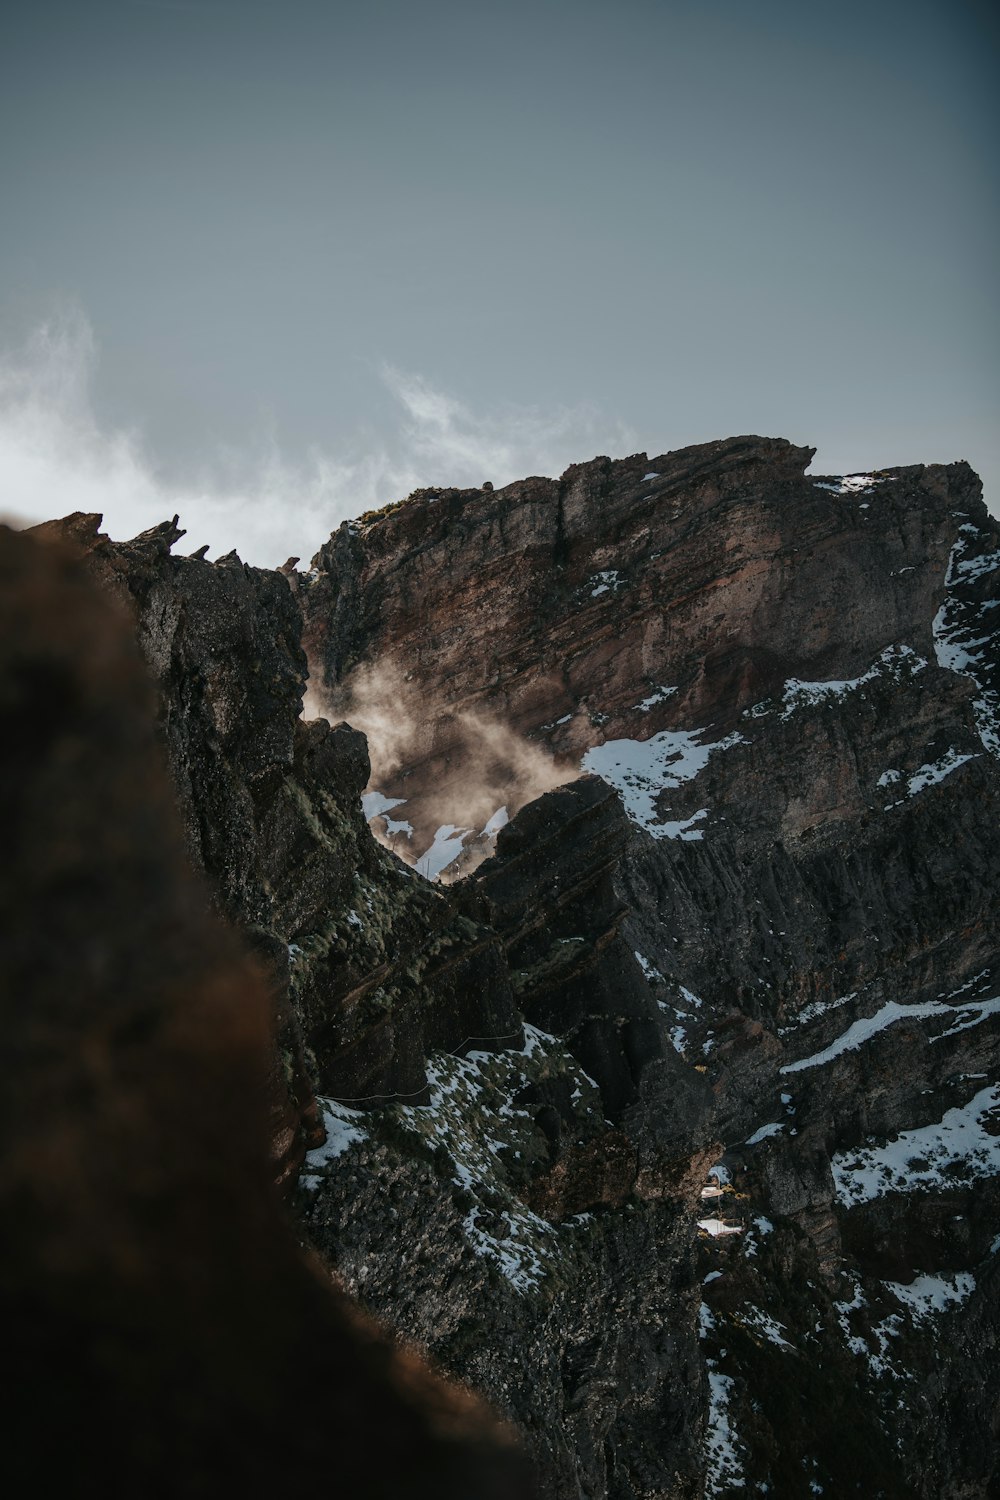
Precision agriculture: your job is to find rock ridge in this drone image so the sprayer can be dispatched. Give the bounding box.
[16,428,1000,1499]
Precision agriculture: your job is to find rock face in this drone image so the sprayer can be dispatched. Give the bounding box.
[300,437,968,854]
[33,512,522,1188]
[19,431,1000,1498]
[303,772,718,1499]
[298,438,1000,1497]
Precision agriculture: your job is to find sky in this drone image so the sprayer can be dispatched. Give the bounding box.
[1,0,997,564]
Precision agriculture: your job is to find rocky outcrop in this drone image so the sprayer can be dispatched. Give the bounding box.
[299,438,971,856]
[0,523,531,1500]
[302,770,717,1499]
[467,775,714,1162]
[34,512,522,1188]
[298,438,1000,1497]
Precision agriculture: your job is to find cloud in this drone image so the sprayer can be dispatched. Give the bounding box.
[382,364,636,489]
[310,659,575,880]
[0,308,415,567]
[0,309,635,567]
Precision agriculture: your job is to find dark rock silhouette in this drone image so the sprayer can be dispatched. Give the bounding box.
[0,523,532,1499]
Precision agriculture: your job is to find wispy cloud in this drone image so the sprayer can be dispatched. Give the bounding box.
[0,309,634,567]
[382,365,635,488]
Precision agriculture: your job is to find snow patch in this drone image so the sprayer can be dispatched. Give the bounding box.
[416,823,472,880]
[933,531,1000,756]
[482,805,509,837]
[883,747,976,807]
[661,1011,688,1054]
[883,1271,975,1319]
[589,569,624,598]
[521,1022,564,1059]
[582,728,742,838]
[832,1084,1000,1206]
[782,991,1000,1074]
[738,1306,793,1349]
[303,1101,369,1179]
[370,1031,597,1294]
[955,548,1000,583]
[705,1371,746,1495]
[779,991,856,1035]
[832,1277,904,1379]
[812,473,885,496]
[780,644,925,720]
[362,790,407,820]
[634,951,663,982]
[659,808,709,841]
[634,684,678,712]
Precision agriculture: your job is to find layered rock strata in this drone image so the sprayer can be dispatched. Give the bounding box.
[299,437,1000,1497]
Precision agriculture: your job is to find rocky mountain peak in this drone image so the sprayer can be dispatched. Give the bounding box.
[297,437,987,882]
[8,431,999,1498]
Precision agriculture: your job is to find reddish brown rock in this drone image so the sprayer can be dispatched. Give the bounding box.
[299,437,972,852]
[522,1130,638,1220]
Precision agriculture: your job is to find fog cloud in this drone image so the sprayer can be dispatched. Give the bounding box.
[313,661,576,875]
[0,309,634,567]
[381,365,636,490]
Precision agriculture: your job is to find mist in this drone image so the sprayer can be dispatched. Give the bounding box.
[0,310,636,567]
[310,661,577,875]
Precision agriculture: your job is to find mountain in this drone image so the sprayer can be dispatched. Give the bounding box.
[11,433,999,1497]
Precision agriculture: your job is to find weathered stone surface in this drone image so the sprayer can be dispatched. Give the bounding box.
[298,439,1000,1497]
[302,767,717,1499]
[34,512,522,1186]
[300,439,976,854]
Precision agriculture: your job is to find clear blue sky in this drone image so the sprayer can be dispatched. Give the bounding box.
[1,0,996,561]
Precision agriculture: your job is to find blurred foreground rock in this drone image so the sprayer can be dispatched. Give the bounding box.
[0,523,533,1499]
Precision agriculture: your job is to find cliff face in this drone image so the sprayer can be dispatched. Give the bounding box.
[300,437,969,853]
[304,772,719,1500]
[297,437,1000,1497]
[21,432,999,1498]
[31,513,524,1191]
